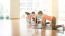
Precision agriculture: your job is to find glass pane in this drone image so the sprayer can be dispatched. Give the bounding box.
[57,0,65,36]
[0,0,12,36]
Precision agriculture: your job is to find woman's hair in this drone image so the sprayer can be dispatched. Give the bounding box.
[25,12,30,15]
[31,11,35,14]
[38,11,43,14]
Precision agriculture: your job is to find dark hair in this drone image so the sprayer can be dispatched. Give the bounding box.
[25,12,30,15]
[31,11,35,14]
[38,11,43,14]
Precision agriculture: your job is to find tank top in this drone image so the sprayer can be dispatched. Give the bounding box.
[37,15,42,29]
[30,15,36,28]
[26,15,31,24]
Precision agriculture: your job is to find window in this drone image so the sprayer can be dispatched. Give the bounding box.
[0,0,12,36]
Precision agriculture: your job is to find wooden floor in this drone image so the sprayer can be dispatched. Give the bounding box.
[20,26,64,36]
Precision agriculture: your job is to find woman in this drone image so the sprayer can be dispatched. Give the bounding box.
[31,11,37,29]
[37,11,46,29]
[25,12,31,28]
